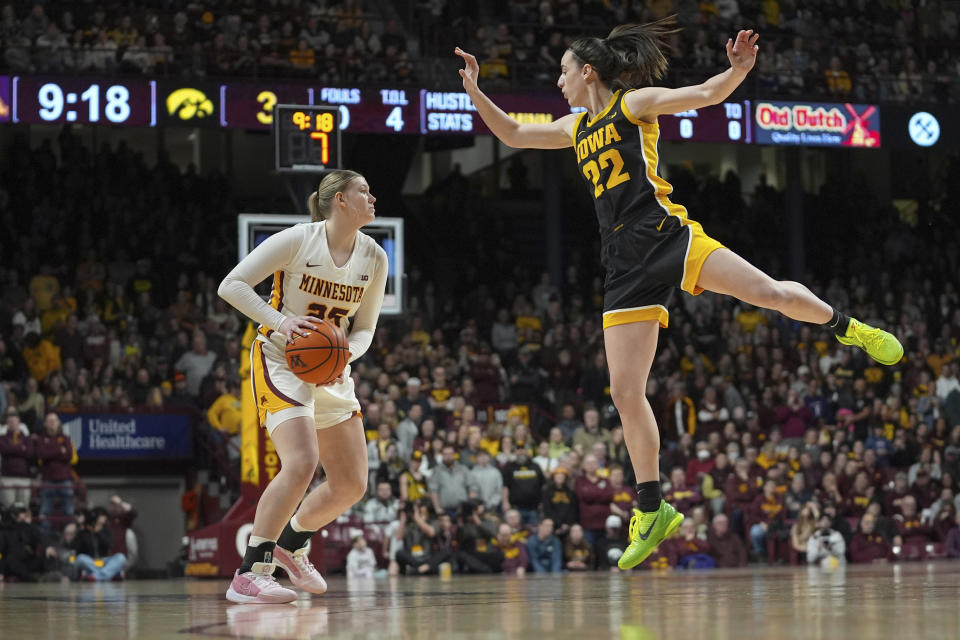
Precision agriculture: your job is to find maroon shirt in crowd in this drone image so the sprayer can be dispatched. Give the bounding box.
[469,361,500,405]
[574,475,614,531]
[884,489,913,516]
[750,493,785,524]
[724,474,759,512]
[932,514,954,542]
[497,539,529,574]
[685,457,715,487]
[776,404,812,439]
[850,532,893,563]
[896,516,934,542]
[0,431,34,477]
[707,530,748,567]
[108,507,138,556]
[664,483,703,515]
[610,484,636,515]
[846,490,872,518]
[946,527,960,558]
[35,433,74,481]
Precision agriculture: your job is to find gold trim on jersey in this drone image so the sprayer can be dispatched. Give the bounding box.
[624,90,725,296]
[258,270,285,339]
[571,111,587,147]
[619,92,647,126]
[684,225,725,295]
[587,89,622,127]
[250,340,300,429]
[603,304,669,329]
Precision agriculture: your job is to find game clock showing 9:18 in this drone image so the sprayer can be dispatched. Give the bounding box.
[274,104,341,173]
[13,76,156,126]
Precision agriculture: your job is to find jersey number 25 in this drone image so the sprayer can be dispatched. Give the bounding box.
[307,303,349,327]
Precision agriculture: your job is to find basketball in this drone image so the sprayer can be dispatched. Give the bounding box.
[284,322,350,385]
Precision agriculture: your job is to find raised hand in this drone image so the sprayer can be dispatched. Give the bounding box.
[455,47,480,91]
[726,29,760,73]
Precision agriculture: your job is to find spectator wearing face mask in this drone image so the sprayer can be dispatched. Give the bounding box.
[685,441,715,487]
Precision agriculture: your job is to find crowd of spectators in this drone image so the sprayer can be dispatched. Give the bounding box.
[0,491,137,582]
[0,1,414,82]
[418,0,960,102]
[3,1,960,103]
[3,119,960,575]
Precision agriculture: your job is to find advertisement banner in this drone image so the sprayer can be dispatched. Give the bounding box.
[60,413,192,459]
[0,75,10,123]
[753,100,881,148]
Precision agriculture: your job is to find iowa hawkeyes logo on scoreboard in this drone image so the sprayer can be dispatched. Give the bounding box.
[166,88,214,120]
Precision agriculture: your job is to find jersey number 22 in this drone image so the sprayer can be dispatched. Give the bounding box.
[582,149,631,198]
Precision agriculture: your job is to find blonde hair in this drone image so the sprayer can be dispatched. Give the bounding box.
[307,169,364,222]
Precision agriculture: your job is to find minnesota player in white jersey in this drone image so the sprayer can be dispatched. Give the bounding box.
[218,170,387,604]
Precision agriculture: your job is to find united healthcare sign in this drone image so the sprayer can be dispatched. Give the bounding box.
[60,414,192,459]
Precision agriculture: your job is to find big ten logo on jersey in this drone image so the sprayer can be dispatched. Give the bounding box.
[576,122,631,199]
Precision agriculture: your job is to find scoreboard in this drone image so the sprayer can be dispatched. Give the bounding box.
[273,105,341,172]
[0,74,889,148]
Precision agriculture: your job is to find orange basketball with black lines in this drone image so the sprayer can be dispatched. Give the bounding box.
[284,322,349,385]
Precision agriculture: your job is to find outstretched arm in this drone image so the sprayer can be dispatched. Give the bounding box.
[456,47,577,149]
[625,29,759,122]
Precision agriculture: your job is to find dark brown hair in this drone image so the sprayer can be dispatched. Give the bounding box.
[568,16,681,90]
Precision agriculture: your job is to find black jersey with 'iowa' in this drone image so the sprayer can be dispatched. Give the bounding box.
[572,88,689,236]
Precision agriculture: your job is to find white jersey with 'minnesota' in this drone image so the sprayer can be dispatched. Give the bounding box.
[219,220,388,432]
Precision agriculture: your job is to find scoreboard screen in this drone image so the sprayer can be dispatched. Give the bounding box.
[273,104,341,173]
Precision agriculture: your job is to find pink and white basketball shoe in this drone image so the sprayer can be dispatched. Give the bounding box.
[274,545,328,594]
[225,563,298,604]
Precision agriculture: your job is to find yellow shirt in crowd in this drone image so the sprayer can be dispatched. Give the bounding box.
[207,392,242,435]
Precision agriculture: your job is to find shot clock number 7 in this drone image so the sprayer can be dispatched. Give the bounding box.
[273,104,342,173]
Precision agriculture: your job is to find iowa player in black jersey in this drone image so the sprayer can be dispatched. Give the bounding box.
[455,17,902,569]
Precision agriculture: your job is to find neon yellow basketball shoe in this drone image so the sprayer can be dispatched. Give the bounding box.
[836,318,903,365]
[618,500,685,570]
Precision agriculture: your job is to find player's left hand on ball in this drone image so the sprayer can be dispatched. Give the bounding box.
[319,351,353,386]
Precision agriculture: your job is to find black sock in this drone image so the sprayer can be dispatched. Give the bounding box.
[238,540,276,574]
[635,481,662,513]
[824,308,851,337]
[277,520,317,552]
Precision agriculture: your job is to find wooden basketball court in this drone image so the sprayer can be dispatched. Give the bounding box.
[1,562,957,639]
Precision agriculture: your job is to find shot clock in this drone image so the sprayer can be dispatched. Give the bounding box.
[12,77,156,126]
[273,104,341,172]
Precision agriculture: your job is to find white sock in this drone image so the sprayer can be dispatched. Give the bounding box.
[248,535,275,547]
[290,514,315,533]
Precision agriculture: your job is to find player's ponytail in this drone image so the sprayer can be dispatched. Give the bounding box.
[308,169,364,221]
[568,15,681,91]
